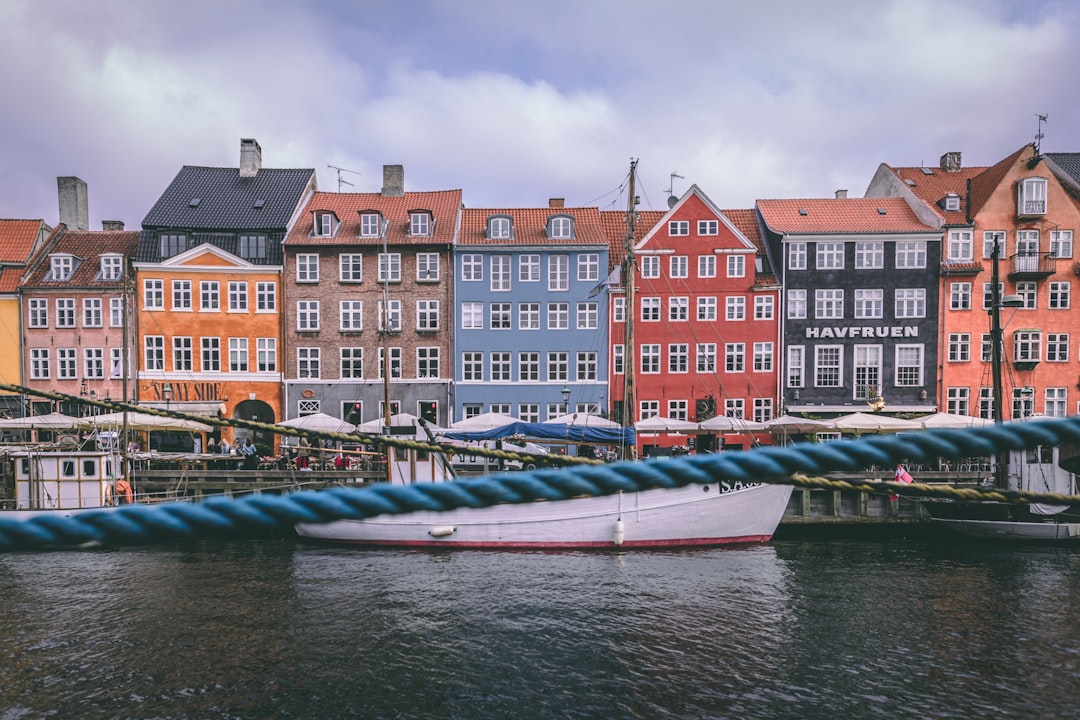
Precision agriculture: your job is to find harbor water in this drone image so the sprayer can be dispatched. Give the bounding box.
[2,537,1079,719]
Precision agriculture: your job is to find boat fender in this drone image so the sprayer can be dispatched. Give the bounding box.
[613,519,625,546]
[428,526,456,538]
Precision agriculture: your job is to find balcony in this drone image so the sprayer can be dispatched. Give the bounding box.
[1008,252,1055,280]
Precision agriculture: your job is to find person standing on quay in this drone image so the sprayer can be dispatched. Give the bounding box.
[241,437,259,470]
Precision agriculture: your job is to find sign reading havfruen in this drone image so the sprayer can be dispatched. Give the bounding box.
[806,326,919,339]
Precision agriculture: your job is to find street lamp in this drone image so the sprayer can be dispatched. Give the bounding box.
[163,382,173,411]
[561,383,570,412]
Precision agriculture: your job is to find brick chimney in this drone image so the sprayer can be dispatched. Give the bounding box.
[834,189,848,199]
[102,220,125,231]
[57,176,89,230]
[239,138,262,177]
[549,198,565,208]
[940,152,962,172]
[381,165,404,196]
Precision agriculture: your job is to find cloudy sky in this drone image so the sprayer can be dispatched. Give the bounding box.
[1,0,1077,229]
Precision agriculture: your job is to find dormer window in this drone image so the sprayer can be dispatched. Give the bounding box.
[47,254,76,281]
[410,211,432,237]
[159,233,188,258]
[1018,177,1047,216]
[942,193,961,212]
[547,214,574,240]
[99,254,124,281]
[359,211,383,238]
[239,234,267,259]
[487,215,513,240]
[313,211,338,237]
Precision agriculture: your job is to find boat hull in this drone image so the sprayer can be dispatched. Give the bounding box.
[295,481,793,549]
[932,517,1080,542]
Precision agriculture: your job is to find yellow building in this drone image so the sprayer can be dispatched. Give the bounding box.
[0,219,51,417]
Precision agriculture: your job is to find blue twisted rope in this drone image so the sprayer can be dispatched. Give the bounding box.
[3,417,1079,551]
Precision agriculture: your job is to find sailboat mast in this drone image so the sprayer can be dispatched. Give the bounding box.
[989,237,1007,488]
[623,160,638,450]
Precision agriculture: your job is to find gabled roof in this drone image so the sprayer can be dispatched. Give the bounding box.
[879,164,986,224]
[756,197,937,234]
[22,228,140,289]
[284,189,462,248]
[967,145,1030,218]
[458,206,607,247]
[0,219,50,263]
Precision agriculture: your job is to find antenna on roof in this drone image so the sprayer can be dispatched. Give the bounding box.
[666,172,684,208]
[327,164,362,192]
[1034,113,1047,155]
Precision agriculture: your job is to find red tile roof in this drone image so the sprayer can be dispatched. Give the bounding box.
[884,164,985,224]
[0,219,47,263]
[968,145,1029,218]
[756,197,937,234]
[0,266,20,293]
[284,190,462,247]
[601,210,664,272]
[459,207,608,248]
[22,229,141,288]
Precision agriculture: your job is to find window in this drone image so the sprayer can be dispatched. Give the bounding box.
[854,289,883,319]
[490,302,512,330]
[725,399,745,419]
[853,345,881,399]
[641,297,660,322]
[57,348,77,379]
[519,352,539,381]
[950,282,972,310]
[578,254,600,282]
[983,231,1006,259]
[895,241,926,268]
[1050,230,1073,258]
[815,346,841,387]
[1018,177,1047,215]
[720,294,747,322]
[979,387,994,419]
[944,194,961,211]
[669,297,689,321]
[613,297,625,323]
[340,300,363,331]
[640,345,660,374]
[1046,388,1068,418]
[727,255,745,278]
[983,282,1004,310]
[144,280,164,309]
[577,351,598,381]
[462,254,483,281]
[297,348,320,379]
[257,338,276,372]
[698,255,716,278]
[640,400,660,420]
[296,254,319,282]
[28,298,47,327]
[788,243,807,270]
[462,352,483,381]
[816,242,844,270]
[668,400,689,421]
[1012,388,1034,420]
[377,300,401,332]
[297,301,320,331]
[1047,333,1069,362]
[461,302,483,329]
[491,255,512,291]
[548,216,573,239]
[30,348,50,379]
[641,256,660,278]
[417,300,439,331]
[417,253,439,281]
[787,289,807,319]
[549,255,569,291]
[83,348,104,379]
[201,337,220,372]
[519,302,540,330]
[947,230,973,261]
[577,302,598,329]
[895,345,923,386]
[100,255,123,280]
[229,338,249,372]
[725,343,745,373]
[547,302,569,330]
[518,404,539,423]
[753,398,774,424]
[519,254,539,281]
[669,220,689,236]
[173,337,193,371]
[239,234,267,260]
[418,348,441,379]
[753,342,774,372]
[341,348,364,379]
[488,216,512,239]
[787,346,804,388]
[360,213,381,237]
[314,213,335,237]
[199,281,220,311]
[1014,331,1041,363]
[697,296,717,321]
[171,280,191,310]
[547,351,568,381]
[110,297,123,327]
[668,344,688,373]
[946,387,969,416]
[948,333,971,362]
[697,343,716,373]
[855,242,884,269]
[159,233,188,257]
[228,282,248,311]
[378,253,401,283]
[613,345,625,375]
[55,298,75,327]
[981,333,994,363]
[410,212,431,237]
[669,255,688,278]
[1049,282,1071,309]
[895,288,926,318]
[256,282,276,312]
[339,254,363,282]
[698,219,719,235]
[754,296,775,321]
[815,289,844,319]
[144,336,164,370]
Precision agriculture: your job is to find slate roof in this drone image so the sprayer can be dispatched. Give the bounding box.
[1046,152,1080,184]
[0,219,48,263]
[756,197,937,234]
[284,190,462,248]
[22,228,140,289]
[458,207,608,248]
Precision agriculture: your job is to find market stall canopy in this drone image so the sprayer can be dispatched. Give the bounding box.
[830,412,922,433]
[763,415,834,434]
[450,412,522,430]
[0,412,83,430]
[916,412,995,430]
[82,411,212,432]
[634,416,700,433]
[697,415,766,432]
[545,412,623,428]
[277,412,356,434]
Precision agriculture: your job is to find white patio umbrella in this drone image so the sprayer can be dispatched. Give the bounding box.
[697,415,766,432]
[763,415,834,434]
[0,412,83,430]
[82,411,211,432]
[917,412,995,430]
[355,412,445,434]
[450,412,521,430]
[545,412,623,428]
[831,412,921,433]
[277,412,357,434]
[634,415,700,433]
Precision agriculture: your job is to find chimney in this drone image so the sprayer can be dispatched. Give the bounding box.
[549,198,565,208]
[102,220,125,231]
[834,189,848,199]
[940,151,962,172]
[381,165,404,196]
[57,176,89,230]
[239,138,262,177]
